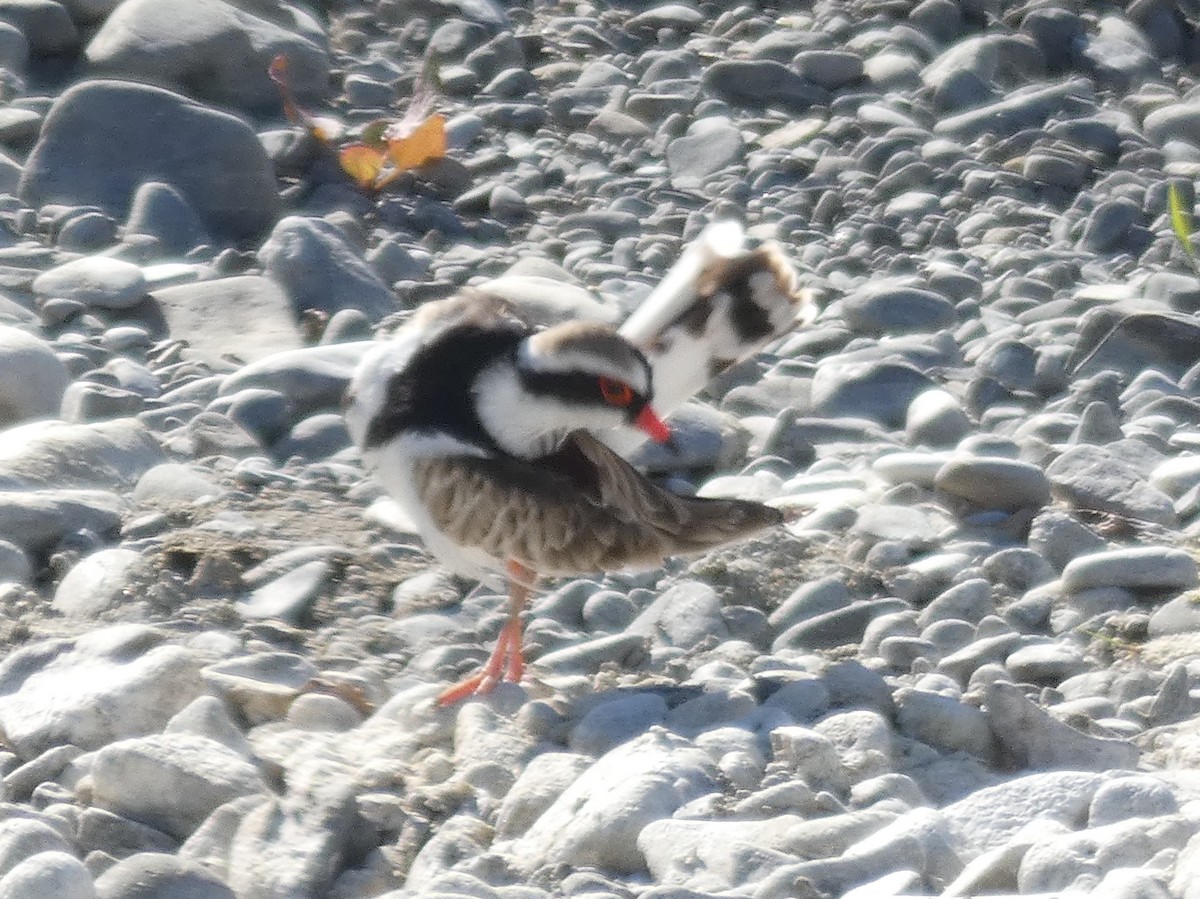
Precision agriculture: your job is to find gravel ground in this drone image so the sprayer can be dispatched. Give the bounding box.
[0,1,1199,898]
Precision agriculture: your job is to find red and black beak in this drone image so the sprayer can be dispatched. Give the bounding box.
[635,404,675,449]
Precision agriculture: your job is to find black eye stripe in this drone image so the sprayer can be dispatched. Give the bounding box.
[519,369,648,409]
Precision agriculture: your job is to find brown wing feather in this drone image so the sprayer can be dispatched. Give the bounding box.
[412,431,782,575]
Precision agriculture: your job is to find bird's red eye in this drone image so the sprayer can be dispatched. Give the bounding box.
[598,376,634,406]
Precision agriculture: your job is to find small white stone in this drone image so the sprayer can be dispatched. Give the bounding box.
[52,548,143,618]
[32,255,147,309]
[0,326,69,426]
[0,850,96,899]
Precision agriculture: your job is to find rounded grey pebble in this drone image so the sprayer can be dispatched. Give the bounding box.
[52,548,144,618]
[210,388,293,446]
[320,308,373,345]
[0,538,32,584]
[33,256,147,310]
[285,693,362,732]
[1088,776,1179,827]
[906,389,971,447]
[94,851,235,899]
[133,462,222,504]
[568,693,668,757]
[1061,547,1198,594]
[124,181,211,255]
[919,579,993,628]
[57,212,117,251]
[581,590,637,632]
[0,850,95,899]
[982,548,1056,591]
[935,455,1051,512]
[841,282,956,336]
[273,413,351,461]
[1005,642,1088,685]
[0,817,74,878]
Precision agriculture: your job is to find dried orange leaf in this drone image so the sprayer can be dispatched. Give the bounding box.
[268,54,290,86]
[269,53,342,144]
[340,144,386,190]
[387,114,447,172]
[269,54,303,125]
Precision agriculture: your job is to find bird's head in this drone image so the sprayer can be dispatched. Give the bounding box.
[473,321,671,457]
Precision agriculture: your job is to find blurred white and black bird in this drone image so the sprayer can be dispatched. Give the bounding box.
[345,222,815,704]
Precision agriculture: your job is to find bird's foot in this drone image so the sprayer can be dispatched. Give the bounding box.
[437,617,526,706]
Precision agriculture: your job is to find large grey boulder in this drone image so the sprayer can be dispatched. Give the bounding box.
[20,79,280,245]
[85,0,327,111]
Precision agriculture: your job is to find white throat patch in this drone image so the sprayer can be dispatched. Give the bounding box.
[473,361,567,459]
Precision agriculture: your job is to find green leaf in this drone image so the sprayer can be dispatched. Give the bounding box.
[360,119,390,150]
[1169,183,1200,275]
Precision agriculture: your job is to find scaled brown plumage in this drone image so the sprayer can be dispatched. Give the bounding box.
[412,430,783,576]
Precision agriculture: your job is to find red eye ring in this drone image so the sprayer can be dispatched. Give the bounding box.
[598,376,634,407]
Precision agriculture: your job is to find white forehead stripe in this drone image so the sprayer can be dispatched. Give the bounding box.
[518,335,649,392]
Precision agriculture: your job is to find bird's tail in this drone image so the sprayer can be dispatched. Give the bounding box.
[611,221,815,452]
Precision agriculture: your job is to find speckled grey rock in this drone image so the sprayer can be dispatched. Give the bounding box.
[152,276,303,367]
[285,693,361,732]
[626,582,729,648]
[1018,816,1192,894]
[0,817,74,879]
[942,773,1104,861]
[638,815,805,892]
[1148,593,1200,638]
[1047,444,1176,526]
[1027,510,1106,571]
[0,625,204,757]
[702,59,825,112]
[569,692,668,756]
[983,681,1139,772]
[494,752,593,840]
[258,216,397,321]
[194,752,363,899]
[165,695,254,759]
[895,687,995,761]
[1004,642,1088,684]
[811,360,936,428]
[133,462,222,504]
[91,733,267,839]
[509,729,719,874]
[667,117,744,187]
[1089,775,1179,827]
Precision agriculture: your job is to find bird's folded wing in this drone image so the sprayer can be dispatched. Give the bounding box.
[411,431,782,574]
[562,431,782,543]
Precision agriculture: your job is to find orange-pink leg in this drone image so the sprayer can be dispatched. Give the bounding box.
[438,560,536,705]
